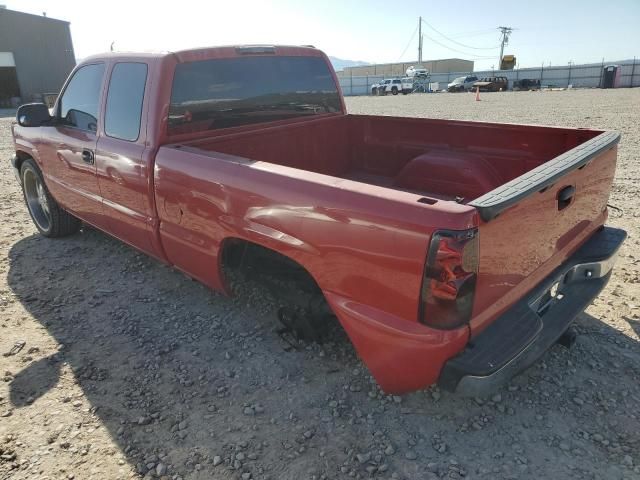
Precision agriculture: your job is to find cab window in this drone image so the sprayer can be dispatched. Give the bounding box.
[105,62,148,141]
[169,55,341,134]
[59,63,105,132]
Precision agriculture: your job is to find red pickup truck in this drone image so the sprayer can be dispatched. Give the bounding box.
[11,45,625,396]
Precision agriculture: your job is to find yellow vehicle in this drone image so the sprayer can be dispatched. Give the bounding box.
[500,55,516,70]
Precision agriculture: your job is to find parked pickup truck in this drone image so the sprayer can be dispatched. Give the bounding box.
[371,78,412,95]
[11,45,625,396]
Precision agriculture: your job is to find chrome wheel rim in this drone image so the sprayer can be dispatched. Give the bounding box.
[23,169,51,231]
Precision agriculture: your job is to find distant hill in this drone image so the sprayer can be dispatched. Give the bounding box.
[329,56,370,72]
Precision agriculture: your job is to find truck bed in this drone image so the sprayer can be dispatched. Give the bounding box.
[178,114,603,205]
[166,114,617,337]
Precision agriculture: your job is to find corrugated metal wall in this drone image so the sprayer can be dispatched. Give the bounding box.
[338,58,475,77]
[339,61,640,96]
[0,9,76,102]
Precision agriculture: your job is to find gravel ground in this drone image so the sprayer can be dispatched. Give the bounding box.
[0,89,639,480]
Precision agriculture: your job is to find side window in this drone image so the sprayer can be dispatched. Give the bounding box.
[105,62,148,141]
[59,63,105,132]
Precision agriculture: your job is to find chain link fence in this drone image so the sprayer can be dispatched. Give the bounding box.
[338,59,639,96]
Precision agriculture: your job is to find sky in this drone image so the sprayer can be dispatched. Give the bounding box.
[7,0,640,70]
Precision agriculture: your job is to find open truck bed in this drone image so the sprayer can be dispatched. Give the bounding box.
[157,113,621,393]
[177,114,609,207]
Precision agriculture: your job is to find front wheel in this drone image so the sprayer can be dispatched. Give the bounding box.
[21,158,80,237]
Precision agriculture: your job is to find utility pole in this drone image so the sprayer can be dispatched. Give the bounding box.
[418,16,423,64]
[498,26,513,68]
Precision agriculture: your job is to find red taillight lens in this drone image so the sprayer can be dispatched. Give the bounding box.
[419,229,479,329]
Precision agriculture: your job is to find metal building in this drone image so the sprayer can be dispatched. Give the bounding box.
[336,58,474,78]
[0,7,75,106]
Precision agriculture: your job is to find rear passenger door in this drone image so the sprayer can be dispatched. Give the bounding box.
[95,62,158,257]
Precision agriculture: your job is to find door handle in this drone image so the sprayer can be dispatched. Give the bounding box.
[82,149,95,165]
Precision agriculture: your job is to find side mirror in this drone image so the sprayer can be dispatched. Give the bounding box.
[17,103,52,127]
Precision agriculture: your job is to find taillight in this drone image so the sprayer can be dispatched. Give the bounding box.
[419,229,479,329]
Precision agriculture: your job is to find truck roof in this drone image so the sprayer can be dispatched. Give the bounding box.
[80,44,321,64]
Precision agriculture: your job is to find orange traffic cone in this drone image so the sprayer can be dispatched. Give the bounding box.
[475,86,481,101]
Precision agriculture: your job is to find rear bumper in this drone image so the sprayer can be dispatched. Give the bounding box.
[439,226,626,397]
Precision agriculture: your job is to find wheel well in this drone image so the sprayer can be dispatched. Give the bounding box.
[220,238,324,300]
[14,151,33,171]
[219,238,341,341]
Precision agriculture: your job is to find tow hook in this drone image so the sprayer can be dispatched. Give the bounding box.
[556,328,577,349]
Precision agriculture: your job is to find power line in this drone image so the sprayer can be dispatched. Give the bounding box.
[448,29,497,39]
[420,31,496,59]
[421,19,500,50]
[397,22,419,62]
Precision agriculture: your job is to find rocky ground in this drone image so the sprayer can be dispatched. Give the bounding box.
[0,89,639,480]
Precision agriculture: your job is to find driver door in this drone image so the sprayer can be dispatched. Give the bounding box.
[40,63,109,229]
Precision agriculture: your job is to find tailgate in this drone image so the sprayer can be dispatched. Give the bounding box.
[468,131,620,334]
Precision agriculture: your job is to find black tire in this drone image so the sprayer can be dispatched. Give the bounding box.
[391,87,398,95]
[371,87,377,95]
[20,158,81,237]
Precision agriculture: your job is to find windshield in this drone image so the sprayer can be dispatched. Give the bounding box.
[168,55,341,134]
[452,76,465,84]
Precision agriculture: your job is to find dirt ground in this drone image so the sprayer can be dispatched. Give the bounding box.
[0,89,639,480]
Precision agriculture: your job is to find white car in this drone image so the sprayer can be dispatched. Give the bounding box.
[405,66,429,78]
[371,78,412,95]
[399,77,414,94]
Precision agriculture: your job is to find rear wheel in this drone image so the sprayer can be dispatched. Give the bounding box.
[21,158,80,237]
[391,87,398,95]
